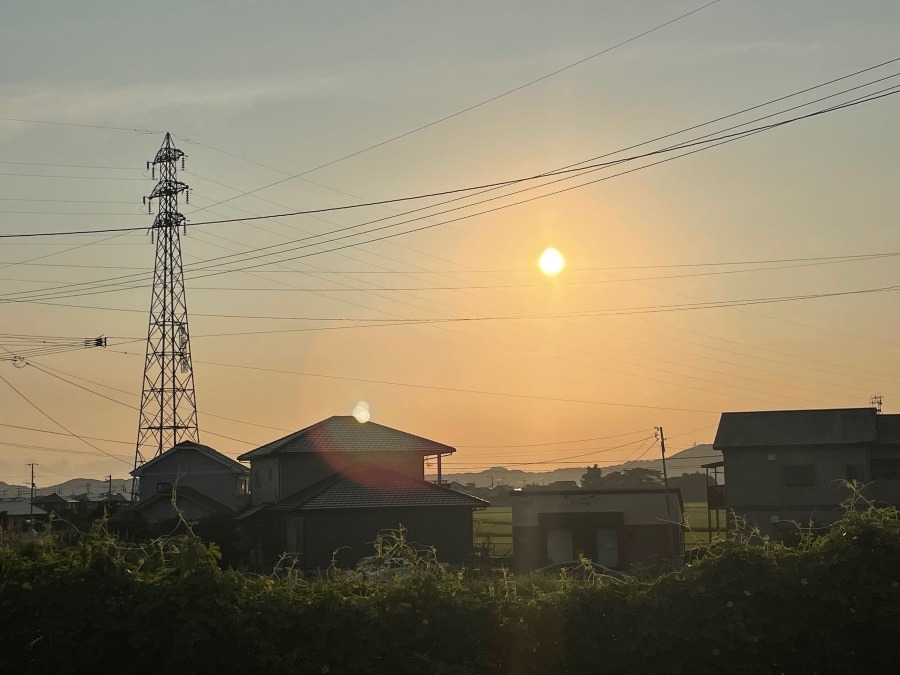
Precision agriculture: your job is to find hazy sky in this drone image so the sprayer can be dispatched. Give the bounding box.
[1,1,899,487]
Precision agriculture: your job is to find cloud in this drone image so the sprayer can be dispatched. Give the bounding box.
[0,71,347,126]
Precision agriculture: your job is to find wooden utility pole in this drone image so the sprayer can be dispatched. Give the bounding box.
[656,427,673,521]
[655,427,678,564]
[26,462,37,529]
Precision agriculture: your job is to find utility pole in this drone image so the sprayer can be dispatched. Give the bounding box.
[655,427,673,521]
[106,474,113,501]
[655,427,677,564]
[26,462,37,529]
[133,133,200,500]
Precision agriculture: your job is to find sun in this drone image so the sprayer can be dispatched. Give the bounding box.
[538,247,565,276]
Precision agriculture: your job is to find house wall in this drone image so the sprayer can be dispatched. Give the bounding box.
[250,457,280,505]
[871,447,900,504]
[267,451,426,502]
[722,445,873,537]
[278,454,337,500]
[268,506,474,572]
[138,447,247,510]
[140,495,219,523]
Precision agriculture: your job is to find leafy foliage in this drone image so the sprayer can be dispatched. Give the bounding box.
[1,502,899,673]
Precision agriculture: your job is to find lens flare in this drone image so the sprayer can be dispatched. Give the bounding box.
[352,400,371,423]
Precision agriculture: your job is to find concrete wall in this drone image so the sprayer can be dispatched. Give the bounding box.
[512,491,681,527]
[511,490,683,572]
[138,447,247,510]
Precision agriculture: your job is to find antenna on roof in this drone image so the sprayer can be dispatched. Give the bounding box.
[870,395,883,413]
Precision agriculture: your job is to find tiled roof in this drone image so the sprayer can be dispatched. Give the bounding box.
[268,465,488,512]
[714,408,878,449]
[238,416,455,460]
[0,500,48,517]
[132,440,249,476]
[133,485,234,515]
[32,492,78,504]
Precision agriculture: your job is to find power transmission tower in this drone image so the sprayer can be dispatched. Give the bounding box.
[132,133,199,498]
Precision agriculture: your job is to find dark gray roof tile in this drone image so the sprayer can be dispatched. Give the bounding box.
[714,408,878,449]
[238,416,454,460]
[280,465,487,511]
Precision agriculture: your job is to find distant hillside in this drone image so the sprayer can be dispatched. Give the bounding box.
[600,444,720,478]
[0,477,132,499]
[430,444,721,488]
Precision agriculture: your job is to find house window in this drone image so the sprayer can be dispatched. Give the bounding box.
[236,477,249,495]
[783,465,816,487]
[845,464,865,482]
[156,482,172,493]
[872,459,900,481]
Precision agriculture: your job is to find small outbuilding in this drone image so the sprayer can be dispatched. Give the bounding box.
[511,488,684,572]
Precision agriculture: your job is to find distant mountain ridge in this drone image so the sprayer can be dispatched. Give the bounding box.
[1,446,721,496]
[429,444,720,487]
[0,477,132,499]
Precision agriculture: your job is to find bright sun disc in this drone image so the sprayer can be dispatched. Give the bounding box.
[538,247,565,276]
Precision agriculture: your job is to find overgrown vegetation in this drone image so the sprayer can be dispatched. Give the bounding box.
[1,497,898,673]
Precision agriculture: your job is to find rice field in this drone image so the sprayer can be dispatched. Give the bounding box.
[474,502,726,554]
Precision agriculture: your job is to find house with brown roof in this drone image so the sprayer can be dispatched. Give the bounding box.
[130,440,250,523]
[713,407,900,538]
[237,416,487,571]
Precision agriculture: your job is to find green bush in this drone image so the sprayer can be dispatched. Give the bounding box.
[1,504,898,673]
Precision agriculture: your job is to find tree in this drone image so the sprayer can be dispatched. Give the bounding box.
[581,464,604,489]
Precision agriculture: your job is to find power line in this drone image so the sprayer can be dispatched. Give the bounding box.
[139,354,723,414]
[0,421,132,445]
[31,361,294,434]
[0,369,130,466]
[184,0,726,214]
[5,71,896,243]
[0,116,162,134]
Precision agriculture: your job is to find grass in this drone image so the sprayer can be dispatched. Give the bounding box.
[473,503,727,554]
[473,507,513,555]
[683,501,727,547]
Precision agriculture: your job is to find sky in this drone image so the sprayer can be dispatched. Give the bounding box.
[1,0,899,488]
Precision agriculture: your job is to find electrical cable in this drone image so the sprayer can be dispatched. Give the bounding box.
[0,369,131,465]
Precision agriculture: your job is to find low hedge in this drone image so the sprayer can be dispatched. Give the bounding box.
[1,504,898,673]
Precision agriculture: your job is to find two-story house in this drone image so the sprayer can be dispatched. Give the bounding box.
[237,415,487,571]
[130,440,250,523]
[713,407,900,538]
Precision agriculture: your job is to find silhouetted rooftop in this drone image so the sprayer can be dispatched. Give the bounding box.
[238,416,454,460]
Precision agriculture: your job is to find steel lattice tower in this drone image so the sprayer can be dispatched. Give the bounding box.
[133,133,199,493]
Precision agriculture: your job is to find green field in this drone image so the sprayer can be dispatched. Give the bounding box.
[475,502,726,554]
[473,507,513,555]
